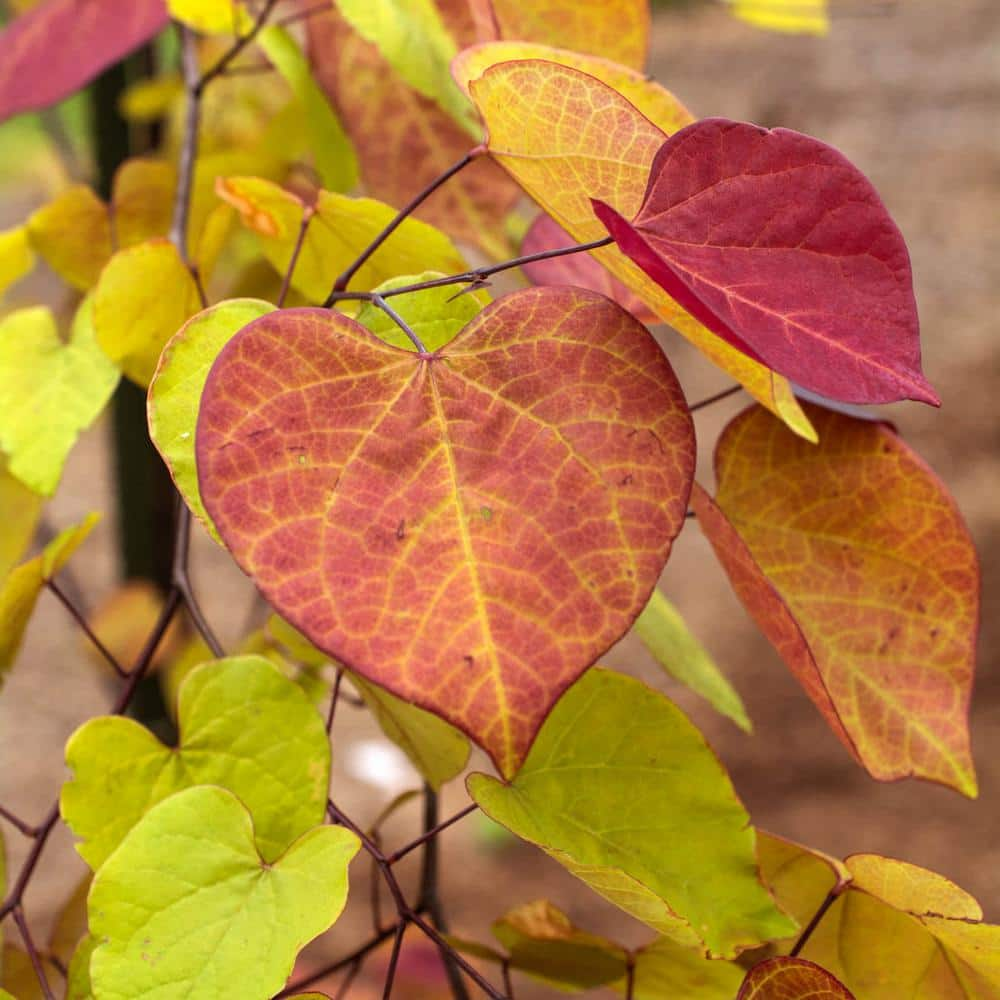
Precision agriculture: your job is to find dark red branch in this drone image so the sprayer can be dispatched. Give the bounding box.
[278,207,315,308]
[0,803,40,838]
[12,905,55,1000]
[195,0,280,95]
[789,887,844,957]
[47,578,127,677]
[387,802,477,866]
[688,384,743,413]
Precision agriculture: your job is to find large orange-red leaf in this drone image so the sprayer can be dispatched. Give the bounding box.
[738,958,855,999]
[595,119,937,406]
[691,403,978,795]
[460,58,815,441]
[197,287,694,775]
[0,0,168,123]
[470,0,650,69]
[306,8,519,258]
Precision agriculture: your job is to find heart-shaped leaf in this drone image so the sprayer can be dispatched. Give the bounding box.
[738,958,855,999]
[88,786,359,1000]
[595,118,937,406]
[197,286,694,775]
[468,669,796,957]
[692,403,978,795]
[62,655,330,867]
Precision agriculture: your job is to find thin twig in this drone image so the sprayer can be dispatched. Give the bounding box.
[333,959,363,999]
[372,295,428,353]
[276,923,401,996]
[382,921,407,999]
[325,237,615,308]
[502,961,514,998]
[195,0,280,94]
[172,504,224,658]
[47,578,127,678]
[388,802,477,866]
[171,25,202,268]
[278,207,315,308]
[327,150,482,300]
[0,804,38,838]
[410,912,505,1000]
[790,887,843,957]
[624,956,636,999]
[688,384,743,413]
[12,906,55,1000]
[326,667,344,733]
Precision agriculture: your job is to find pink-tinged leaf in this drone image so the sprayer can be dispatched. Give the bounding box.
[595,118,938,406]
[0,0,168,123]
[738,958,856,999]
[197,287,694,776]
[521,214,659,325]
[691,403,978,796]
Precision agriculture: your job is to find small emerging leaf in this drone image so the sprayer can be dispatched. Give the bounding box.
[738,957,855,999]
[468,669,796,957]
[0,225,35,297]
[692,403,979,795]
[197,287,694,775]
[89,786,359,1000]
[62,655,330,867]
[634,588,751,731]
[728,0,830,35]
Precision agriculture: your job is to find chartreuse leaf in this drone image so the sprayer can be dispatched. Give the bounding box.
[264,614,471,788]
[257,26,358,192]
[0,301,119,495]
[217,176,467,301]
[307,8,520,257]
[634,589,750,732]
[167,0,252,34]
[66,935,96,1000]
[149,299,276,541]
[595,119,935,406]
[468,669,795,957]
[0,465,43,582]
[0,991,13,1000]
[197,287,694,776]
[728,0,830,35]
[94,239,202,387]
[738,957,855,999]
[332,0,477,134]
[0,0,168,123]
[459,58,816,442]
[481,0,650,69]
[88,786,359,1000]
[26,185,112,291]
[0,225,35,296]
[49,873,90,966]
[355,272,490,351]
[61,655,330,868]
[0,515,98,678]
[692,403,979,795]
[621,935,744,998]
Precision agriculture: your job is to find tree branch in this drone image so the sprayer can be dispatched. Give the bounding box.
[688,384,743,413]
[789,887,844,957]
[12,906,55,1000]
[47,578,127,678]
[195,0,280,95]
[278,206,315,307]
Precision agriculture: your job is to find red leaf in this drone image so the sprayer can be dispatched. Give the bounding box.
[594,118,938,406]
[196,287,694,775]
[521,214,659,325]
[738,957,856,999]
[0,0,168,123]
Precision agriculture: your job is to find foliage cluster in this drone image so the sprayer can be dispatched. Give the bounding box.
[0,1,990,999]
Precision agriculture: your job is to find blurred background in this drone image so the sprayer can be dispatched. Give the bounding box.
[0,0,996,996]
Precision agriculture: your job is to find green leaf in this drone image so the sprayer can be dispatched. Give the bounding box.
[149,298,276,541]
[62,655,330,868]
[0,514,98,679]
[93,238,202,387]
[66,935,96,1000]
[0,302,119,495]
[350,674,471,790]
[258,25,358,192]
[622,936,745,998]
[332,0,477,135]
[467,669,795,958]
[355,272,490,352]
[634,589,751,732]
[88,786,359,1000]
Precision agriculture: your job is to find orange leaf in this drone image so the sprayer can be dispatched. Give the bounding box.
[461,58,815,441]
[197,287,694,775]
[306,8,519,258]
[691,403,978,796]
[738,957,856,999]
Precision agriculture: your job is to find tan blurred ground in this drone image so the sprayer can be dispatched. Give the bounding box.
[0,1,997,996]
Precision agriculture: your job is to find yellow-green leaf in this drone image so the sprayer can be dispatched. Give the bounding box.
[634,589,751,732]
[0,514,98,678]
[727,0,829,36]
[468,669,795,957]
[0,302,119,495]
[26,185,112,290]
[0,464,43,582]
[94,238,202,386]
[0,225,35,297]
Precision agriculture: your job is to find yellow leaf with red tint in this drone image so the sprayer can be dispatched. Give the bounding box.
[307,7,520,258]
[475,0,651,69]
[452,41,692,132]
[217,176,466,301]
[464,59,815,441]
[846,854,982,921]
[197,287,694,775]
[94,239,202,387]
[27,185,113,290]
[738,958,855,999]
[691,403,978,796]
[595,119,936,406]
